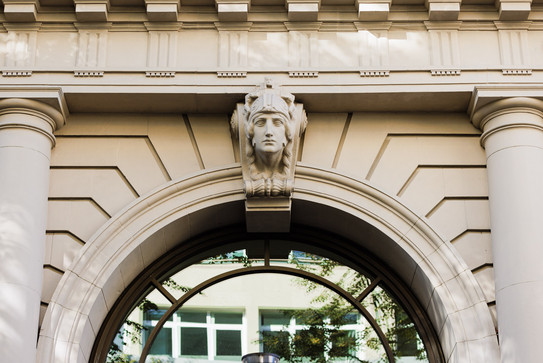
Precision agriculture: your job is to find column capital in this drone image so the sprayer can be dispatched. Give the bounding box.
[469,86,543,137]
[471,97,543,148]
[472,97,543,128]
[470,96,543,148]
[0,97,67,147]
[0,87,67,128]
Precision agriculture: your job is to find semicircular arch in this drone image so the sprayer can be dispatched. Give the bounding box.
[37,165,498,363]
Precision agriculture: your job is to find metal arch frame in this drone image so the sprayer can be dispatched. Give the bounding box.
[91,226,445,363]
[138,265,395,363]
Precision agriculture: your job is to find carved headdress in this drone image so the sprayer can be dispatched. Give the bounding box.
[245,89,295,125]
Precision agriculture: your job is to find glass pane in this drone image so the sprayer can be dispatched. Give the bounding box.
[261,310,291,326]
[106,286,172,363]
[215,312,243,324]
[148,327,172,355]
[119,245,434,363]
[161,248,261,300]
[253,274,390,363]
[180,311,207,323]
[216,330,242,355]
[261,306,390,363]
[181,327,208,356]
[270,249,372,297]
[362,284,429,362]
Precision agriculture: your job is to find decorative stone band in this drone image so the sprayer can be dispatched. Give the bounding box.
[430,69,461,76]
[218,71,247,78]
[74,70,104,77]
[502,69,532,75]
[471,97,543,148]
[288,71,318,78]
[146,71,175,77]
[2,70,33,77]
[360,70,389,77]
[0,98,65,147]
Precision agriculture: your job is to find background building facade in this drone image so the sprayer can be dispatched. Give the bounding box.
[1,0,543,362]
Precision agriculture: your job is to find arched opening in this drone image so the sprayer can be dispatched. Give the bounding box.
[92,228,443,363]
[38,166,498,363]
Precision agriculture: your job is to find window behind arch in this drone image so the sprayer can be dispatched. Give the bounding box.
[95,236,443,363]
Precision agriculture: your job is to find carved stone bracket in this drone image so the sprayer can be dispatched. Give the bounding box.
[231,79,307,232]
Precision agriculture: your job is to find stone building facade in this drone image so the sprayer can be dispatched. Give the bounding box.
[1,0,542,362]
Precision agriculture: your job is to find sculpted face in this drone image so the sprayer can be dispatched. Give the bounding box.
[251,113,287,155]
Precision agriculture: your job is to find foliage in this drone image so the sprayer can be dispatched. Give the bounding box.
[260,252,428,362]
[107,278,186,363]
[162,278,191,293]
[106,349,136,363]
[107,299,154,363]
[203,250,253,267]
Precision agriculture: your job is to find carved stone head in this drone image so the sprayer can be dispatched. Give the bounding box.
[244,91,295,181]
[231,81,306,198]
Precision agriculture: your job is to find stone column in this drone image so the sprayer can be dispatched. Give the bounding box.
[472,97,543,363]
[0,98,64,363]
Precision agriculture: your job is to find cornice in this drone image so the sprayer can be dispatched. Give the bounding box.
[284,21,322,31]
[493,20,531,29]
[2,16,543,31]
[387,22,428,31]
[7,2,543,25]
[144,21,183,31]
[214,21,253,31]
[3,22,42,31]
[39,23,78,32]
[110,23,149,31]
[354,21,392,30]
[424,20,462,30]
[249,22,288,31]
[181,22,217,29]
[74,22,112,30]
[459,21,497,30]
[319,22,358,32]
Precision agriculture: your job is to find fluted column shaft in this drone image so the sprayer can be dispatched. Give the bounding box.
[473,97,543,363]
[0,99,63,363]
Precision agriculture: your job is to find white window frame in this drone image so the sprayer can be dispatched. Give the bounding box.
[259,310,366,361]
[144,310,247,360]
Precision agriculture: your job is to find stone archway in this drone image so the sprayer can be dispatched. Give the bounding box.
[37,165,499,363]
